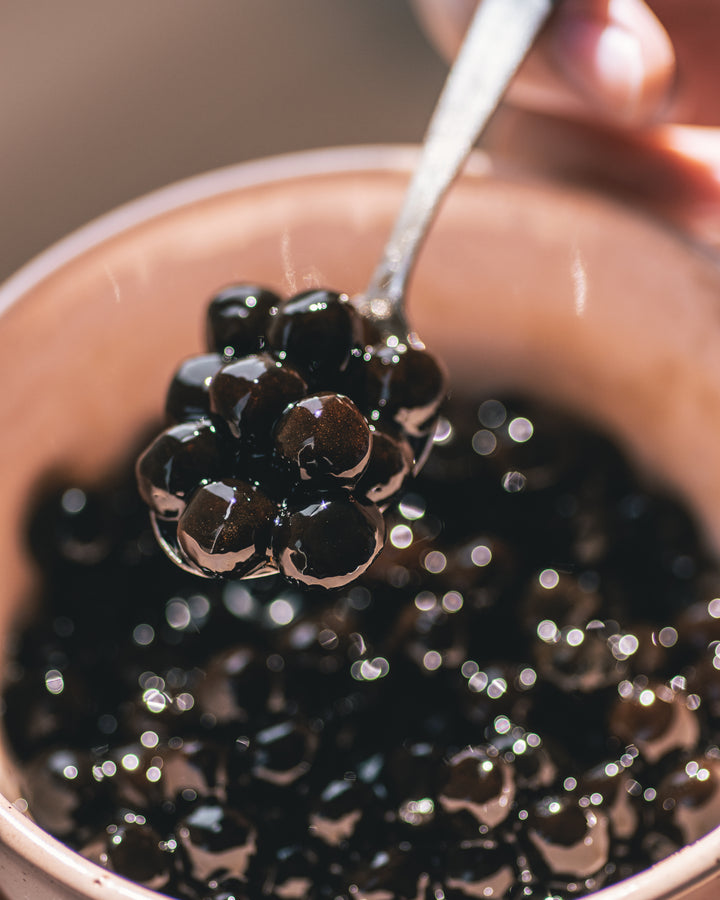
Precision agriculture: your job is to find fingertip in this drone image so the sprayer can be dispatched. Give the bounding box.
[549,0,676,126]
[410,0,474,60]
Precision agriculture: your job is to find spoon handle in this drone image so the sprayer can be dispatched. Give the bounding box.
[359,0,558,328]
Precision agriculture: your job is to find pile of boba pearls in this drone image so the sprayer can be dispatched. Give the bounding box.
[12,390,720,900]
[136,284,447,588]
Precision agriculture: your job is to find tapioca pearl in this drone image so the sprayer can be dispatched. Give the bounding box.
[265,844,320,900]
[444,536,516,597]
[608,680,700,764]
[272,492,385,589]
[440,839,516,900]
[620,623,673,680]
[532,621,625,693]
[457,662,530,727]
[206,284,281,358]
[344,844,430,900]
[361,342,448,438]
[402,602,469,671]
[251,715,317,786]
[24,748,96,837]
[521,573,601,634]
[177,800,257,883]
[676,597,720,656]
[525,795,610,881]
[177,480,277,578]
[309,778,380,847]
[356,428,415,504]
[439,746,515,829]
[274,393,372,487]
[488,728,557,794]
[27,485,112,567]
[155,739,228,804]
[192,645,277,723]
[135,420,226,521]
[685,653,720,720]
[578,761,639,841]
[105,819,173,891]
[655,755,720,845]
[384,741,443,811]
[209,354,307,443]
[266,288,361,384]
[165,353,225,424]
[201,879,252,900]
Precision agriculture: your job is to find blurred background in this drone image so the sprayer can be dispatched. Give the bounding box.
[1,0,447,283]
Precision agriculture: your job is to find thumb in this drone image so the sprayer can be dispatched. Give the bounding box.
[412,0,676,127]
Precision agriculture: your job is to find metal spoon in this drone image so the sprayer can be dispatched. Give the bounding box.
[355,0,558,339]
[156,0,558,577]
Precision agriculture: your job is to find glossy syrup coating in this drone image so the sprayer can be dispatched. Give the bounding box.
[17,392,720,900]
[266,288,361,386]
[206,284,281,358]
[273,492,385,588]
[177,479,277,577]
[357,427,415,504]
[362,341,448,436]
[165,353,225,424]
[138,283,453,588]
[209,354,307,443]
[274,392,372,486]
[135,420,225,520]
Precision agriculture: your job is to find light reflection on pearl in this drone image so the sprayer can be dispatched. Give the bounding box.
[539,569,560,590]
[390,525,413,549]
[45,670,64,695]
[478,400,506,428]
[424,551,447,574]
[471,544,492,567]
[508,417,534,443]
[472,430,497,456]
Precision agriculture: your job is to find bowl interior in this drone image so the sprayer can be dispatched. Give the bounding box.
[2,147,720,900]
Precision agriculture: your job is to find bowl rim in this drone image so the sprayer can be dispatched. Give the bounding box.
[1,144,720,900]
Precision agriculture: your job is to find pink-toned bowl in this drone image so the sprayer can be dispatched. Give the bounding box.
[2,146,720,900]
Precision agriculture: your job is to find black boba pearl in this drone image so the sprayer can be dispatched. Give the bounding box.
[438,746,514,829]
[525,794,610,880]
[135,420,224,520]
[441,840,516,900]
[362,342,447,437]
[265,845,318,899]
[193,645,275,723]
[178,800,257,883]
[607,681,698,763]
[166,353,225,423]
[25,748,96,837]
[177,479,277,577]
[273,493,385,589]
[155,739,227,803]
[309,778,378,847]
[209,354,307,443]
[266,288,361,385]
[357,428,415,503]
[27,485,111,566]
[106,820,171,889]
[252,715,317,786]
[521,573,600,632]
[201,879,251,900]
[206,284,281,358]
[345,844,429,900]
[532,620,623,693]
[655,755,720,845]
[274,393,372,486]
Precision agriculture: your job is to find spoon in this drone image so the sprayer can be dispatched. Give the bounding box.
[153,0,559,577]
[355,0,558,340]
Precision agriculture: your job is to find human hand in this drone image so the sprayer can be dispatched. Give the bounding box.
[412,0,720,246]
